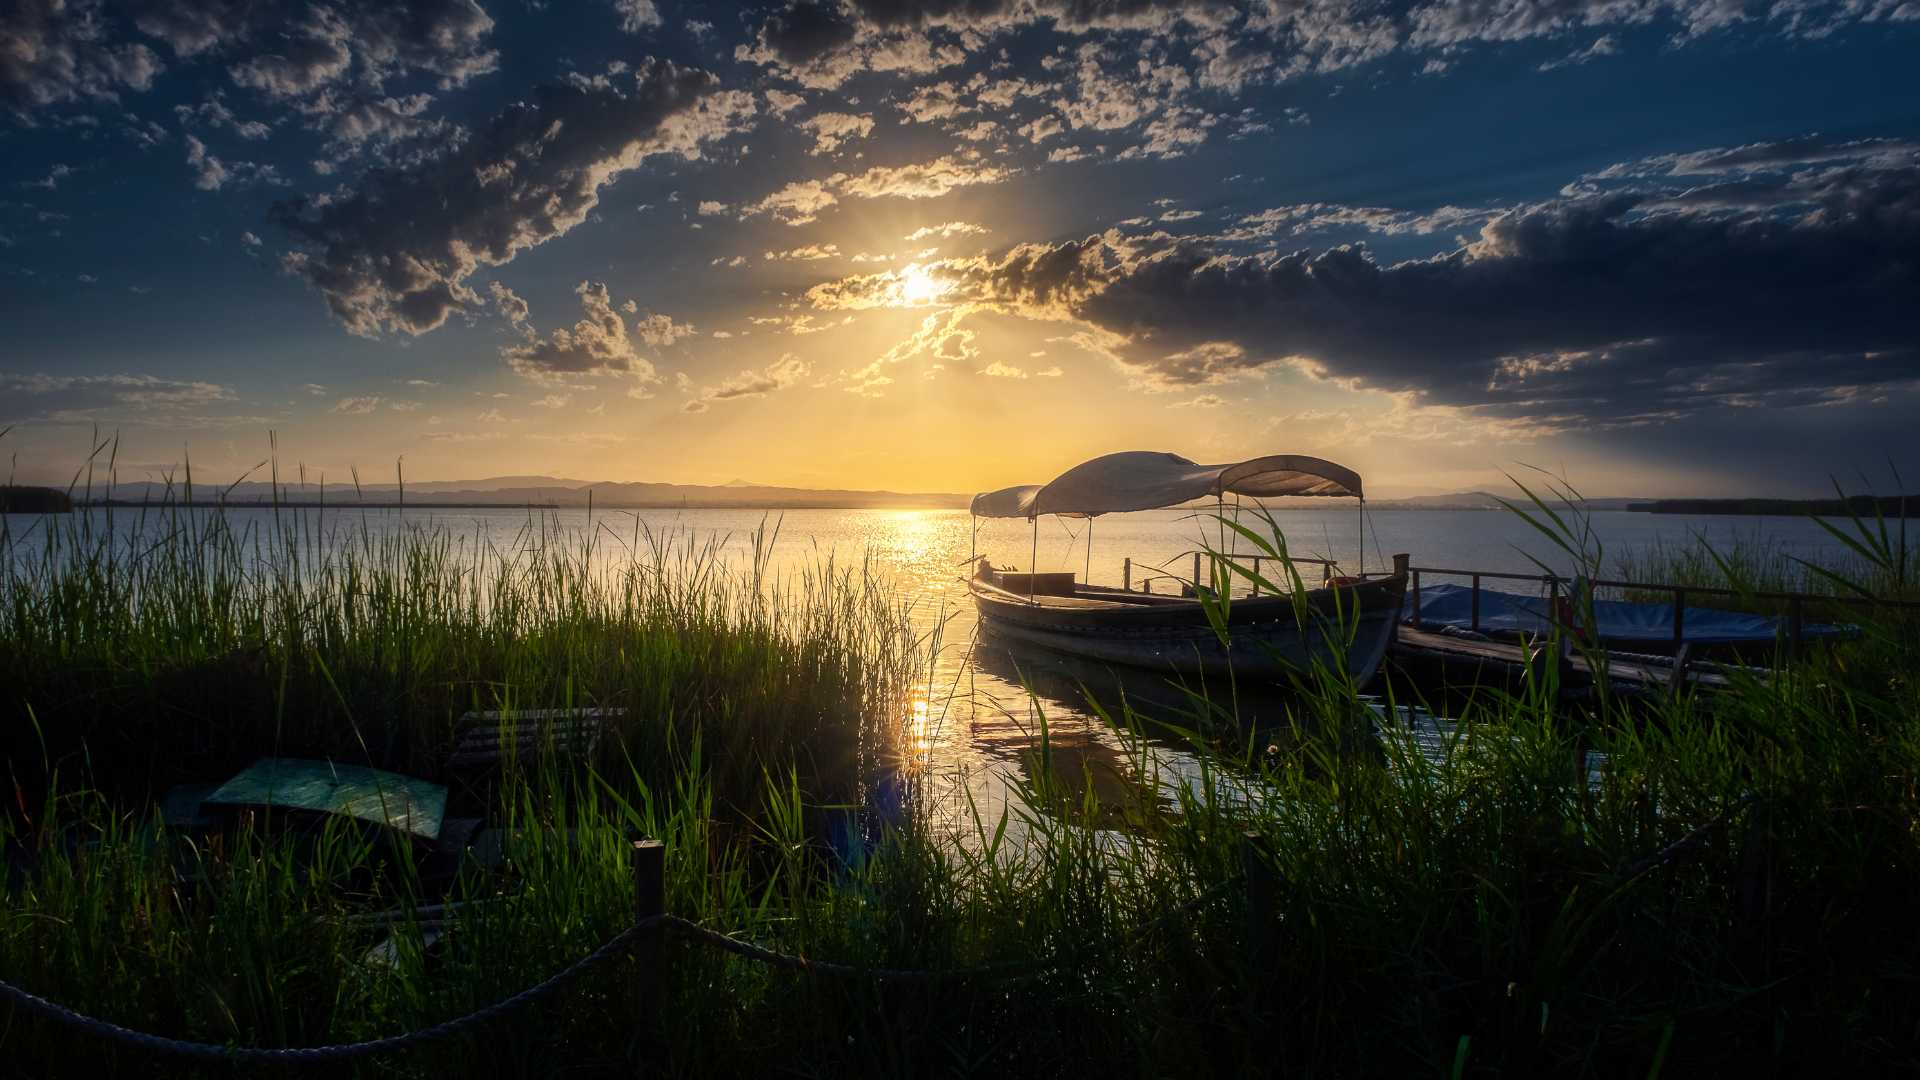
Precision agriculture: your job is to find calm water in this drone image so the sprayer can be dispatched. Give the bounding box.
[3,506,1861,837]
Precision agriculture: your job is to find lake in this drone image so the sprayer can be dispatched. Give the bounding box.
[2,504,1864,837]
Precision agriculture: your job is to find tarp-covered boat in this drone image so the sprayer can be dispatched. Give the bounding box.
[969,450,1407,681]
[1403,582,1857,646]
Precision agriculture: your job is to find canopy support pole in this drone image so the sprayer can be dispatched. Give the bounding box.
[1085,518,1092,586]
[1358,497,1365,577]
[1028,517,1038,605]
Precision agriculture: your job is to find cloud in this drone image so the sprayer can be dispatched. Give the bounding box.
[734,1,964,89]
[814,138,1920,429]
[743,153,1010,225]
[274,60,754,336]
[633,312,697,346]
[697,199,729,215]
[500,281,682,384]
[25,163,74,189]
[838,153,1012,199]
[332,394,382,413]
[610,0,662,33]
[137,0,498,104]
[979,360,1028,378]
[904,221,988,241]
[799,110,875,154]
[529,393,571,408]
[743,178,841,226]
[687,353,813,410]
[1171,393,1227,408]
[765,243,841,261]
[1223,202,1492,241]
[173,94,270,139]
[184,134,284,191]
[1537,34,1619,72]
[488,280,531,337]
[1,0,162,120]
[0,372,235,424]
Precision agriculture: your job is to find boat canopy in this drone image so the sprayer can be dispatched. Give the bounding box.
[971,451,1363,519]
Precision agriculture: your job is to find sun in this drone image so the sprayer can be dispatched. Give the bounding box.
[898,263,947,306]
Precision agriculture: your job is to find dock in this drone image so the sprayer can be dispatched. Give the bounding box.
[1389,625,1739,695]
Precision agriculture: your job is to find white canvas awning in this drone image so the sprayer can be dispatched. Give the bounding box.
[970,451,1362,519]
[969,484,1041,518]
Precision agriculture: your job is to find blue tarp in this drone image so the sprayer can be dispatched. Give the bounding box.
[1403,582,1854,645]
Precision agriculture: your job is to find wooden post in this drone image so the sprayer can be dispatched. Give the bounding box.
[1123,557,1132,592]
[1672,587,1687,646]
[1410,570,1423,629]
[1240,831,1277,964]
[1193,552,1203,595]
[632,839,665,1024]
[1470,574,1481,633]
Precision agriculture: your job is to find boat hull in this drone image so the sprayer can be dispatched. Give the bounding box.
[971,574,1406,682]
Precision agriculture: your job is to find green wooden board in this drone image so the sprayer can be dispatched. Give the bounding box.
[203,758,448,841]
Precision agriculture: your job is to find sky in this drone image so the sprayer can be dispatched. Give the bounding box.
[2,0,1918,499]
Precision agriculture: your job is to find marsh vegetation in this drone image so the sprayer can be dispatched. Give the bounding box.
[2,480,1918,1076]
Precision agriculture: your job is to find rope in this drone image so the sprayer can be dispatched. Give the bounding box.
[0,879,1244,1062]
[0,915,666,1064]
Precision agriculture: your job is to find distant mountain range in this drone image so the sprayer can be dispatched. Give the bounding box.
[82,475,974,510]
[1364,491,1649,511]
[68,478,1663,513]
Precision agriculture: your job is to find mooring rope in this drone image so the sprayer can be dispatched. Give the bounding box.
[0,880,1242,1063]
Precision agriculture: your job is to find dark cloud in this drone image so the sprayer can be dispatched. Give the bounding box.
[1,0,164,120]
[844,144,1920,426]
[500,281,680,384]
[134,0,497,97]
[273,60,754,336]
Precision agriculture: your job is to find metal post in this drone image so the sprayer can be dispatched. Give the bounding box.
[1240,831,1277,964]
[631,839,665,1024]
[1357,497,1364,577]
[1085,517,1092,586]
[1672,587,1687,646]
[1029,517,1039,604]
[1193,551,1203,596]
[1123,557,1131,591]
[1410,569,1423,629]
[1470,573,1481,632]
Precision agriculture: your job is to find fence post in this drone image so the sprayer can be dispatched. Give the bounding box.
[1123,557,1131,592]
[1470,574,1481,633]
[1193,552,1203,594]
[1410,569,1423,629]
[1672,588,1687,646]
[1240,831,1277,964]
[632,839,665,1025]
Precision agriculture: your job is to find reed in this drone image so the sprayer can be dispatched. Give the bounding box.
[1,482,1917,1076]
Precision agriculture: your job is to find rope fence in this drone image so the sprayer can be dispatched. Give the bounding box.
[0,839,1246,1065]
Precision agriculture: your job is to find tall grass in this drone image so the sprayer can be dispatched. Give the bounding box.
[2,485,1918,1075]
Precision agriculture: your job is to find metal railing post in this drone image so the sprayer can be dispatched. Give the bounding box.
[1672,588,1687,646]
[1410,569,1422,629]
[1123,557,1131,591]
[1193,552,1202,595]
[1470,574,1481,632]
[632,839,665,1025]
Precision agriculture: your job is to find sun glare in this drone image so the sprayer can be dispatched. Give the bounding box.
[898,263,946,305]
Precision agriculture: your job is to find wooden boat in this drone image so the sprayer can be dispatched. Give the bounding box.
[972,566,1406,680]
[967,450,1408,682]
